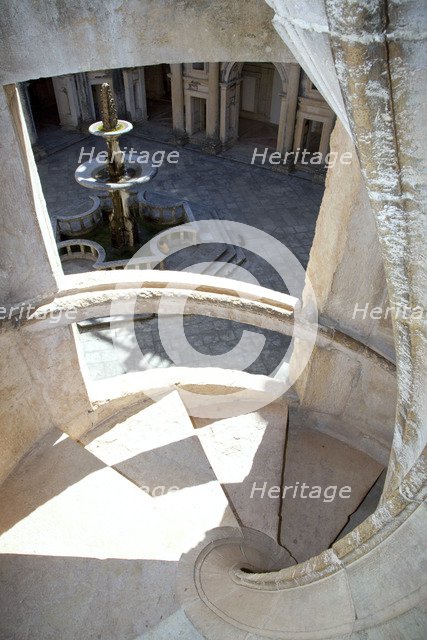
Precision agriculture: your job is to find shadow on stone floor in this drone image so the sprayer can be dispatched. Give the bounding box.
[0,432,105,536]
[0,553,179,640]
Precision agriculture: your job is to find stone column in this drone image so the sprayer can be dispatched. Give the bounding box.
[206,62,220,139]
[184,93,193,135]
[112,69,126,119]
[293,112,305,152]
[233,80,242,141]
[277,64,300,154]
[170,63,185,133]
[319,116,335,159]
[17,82,37,145]
[276,92,288,154]
[75,72,93,125]
[138,68,148,120]
[123,67,147,122]
[219,82,228,144]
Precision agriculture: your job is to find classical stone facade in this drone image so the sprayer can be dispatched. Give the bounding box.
[21,60,335,163]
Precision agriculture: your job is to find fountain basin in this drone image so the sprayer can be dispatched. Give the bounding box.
[89,119,133,138]
[75,157,158,191]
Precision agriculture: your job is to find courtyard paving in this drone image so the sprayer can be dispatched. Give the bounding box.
[36,129,324,380]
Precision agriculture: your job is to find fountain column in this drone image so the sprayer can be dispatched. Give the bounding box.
[75,82,157,252]
[99,83,138,249]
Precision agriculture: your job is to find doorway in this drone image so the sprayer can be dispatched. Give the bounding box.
[301,119,323,154]
[145,64,172,128]
[190,96,206,135]
[27,78,60,132]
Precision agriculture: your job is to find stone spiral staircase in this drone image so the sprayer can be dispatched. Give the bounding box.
[1,383,419,640]
[0,269,424,640]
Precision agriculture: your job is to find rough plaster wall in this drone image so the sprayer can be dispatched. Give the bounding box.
[287,120,396,462]
[0,85,93,485]
[294,347,395,464]
[0,331,52,486]
[0,85,92,480]
[0,0,295,85]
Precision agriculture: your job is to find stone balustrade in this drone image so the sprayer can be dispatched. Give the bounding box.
[139,191,194,229]
[93,256,164,271]
[57,238,159,270]
[57,197,199,272]
[91,224,199,270]
[57,239,106,265]
[56,195,102,238]
[56,238,169,271]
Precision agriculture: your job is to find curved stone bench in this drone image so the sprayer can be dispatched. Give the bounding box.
[56,195,102,238]
[139,190,194,229]
[57,222,200,272]
[57,241,166,272]
[57,238,167,272]
[57,238,106,264]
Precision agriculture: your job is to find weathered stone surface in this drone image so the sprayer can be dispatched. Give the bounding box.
[85,392,239,550]
[0,430,179,639]
[280,424,383,562]
[304,121,394,360]
[0,85,62,308]
[0,1,295,85]
[0,0,425,638]
[289,121,397,463]
[194,400,288,540]
[0,324,92,484]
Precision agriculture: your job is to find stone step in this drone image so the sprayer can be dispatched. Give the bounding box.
[84,391,239,549]
[0,428,181,639]
[279,421,384,562]
[210,246,246,278]
[192,398,289,544]
[134,609,204,640]
[162,242,230,271]
[0,392,240,640]
[335,468,386,541]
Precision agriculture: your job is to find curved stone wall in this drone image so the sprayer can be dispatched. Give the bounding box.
[0,1,425,637]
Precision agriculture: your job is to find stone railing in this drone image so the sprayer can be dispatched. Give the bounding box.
[57,195,199,272]
[57,238,169,271]
[57,239,106,265]
[93,255,165,271]
[57,239,161,271]
[139,190,194,229]
[92,224,199,271]
[56,195,102,238]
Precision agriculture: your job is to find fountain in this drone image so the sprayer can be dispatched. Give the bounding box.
[60,82,198,273]
[75,83,157,250]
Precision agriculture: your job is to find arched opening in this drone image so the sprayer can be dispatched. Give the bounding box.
[237,62,282,154]
[219,61,290,160]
